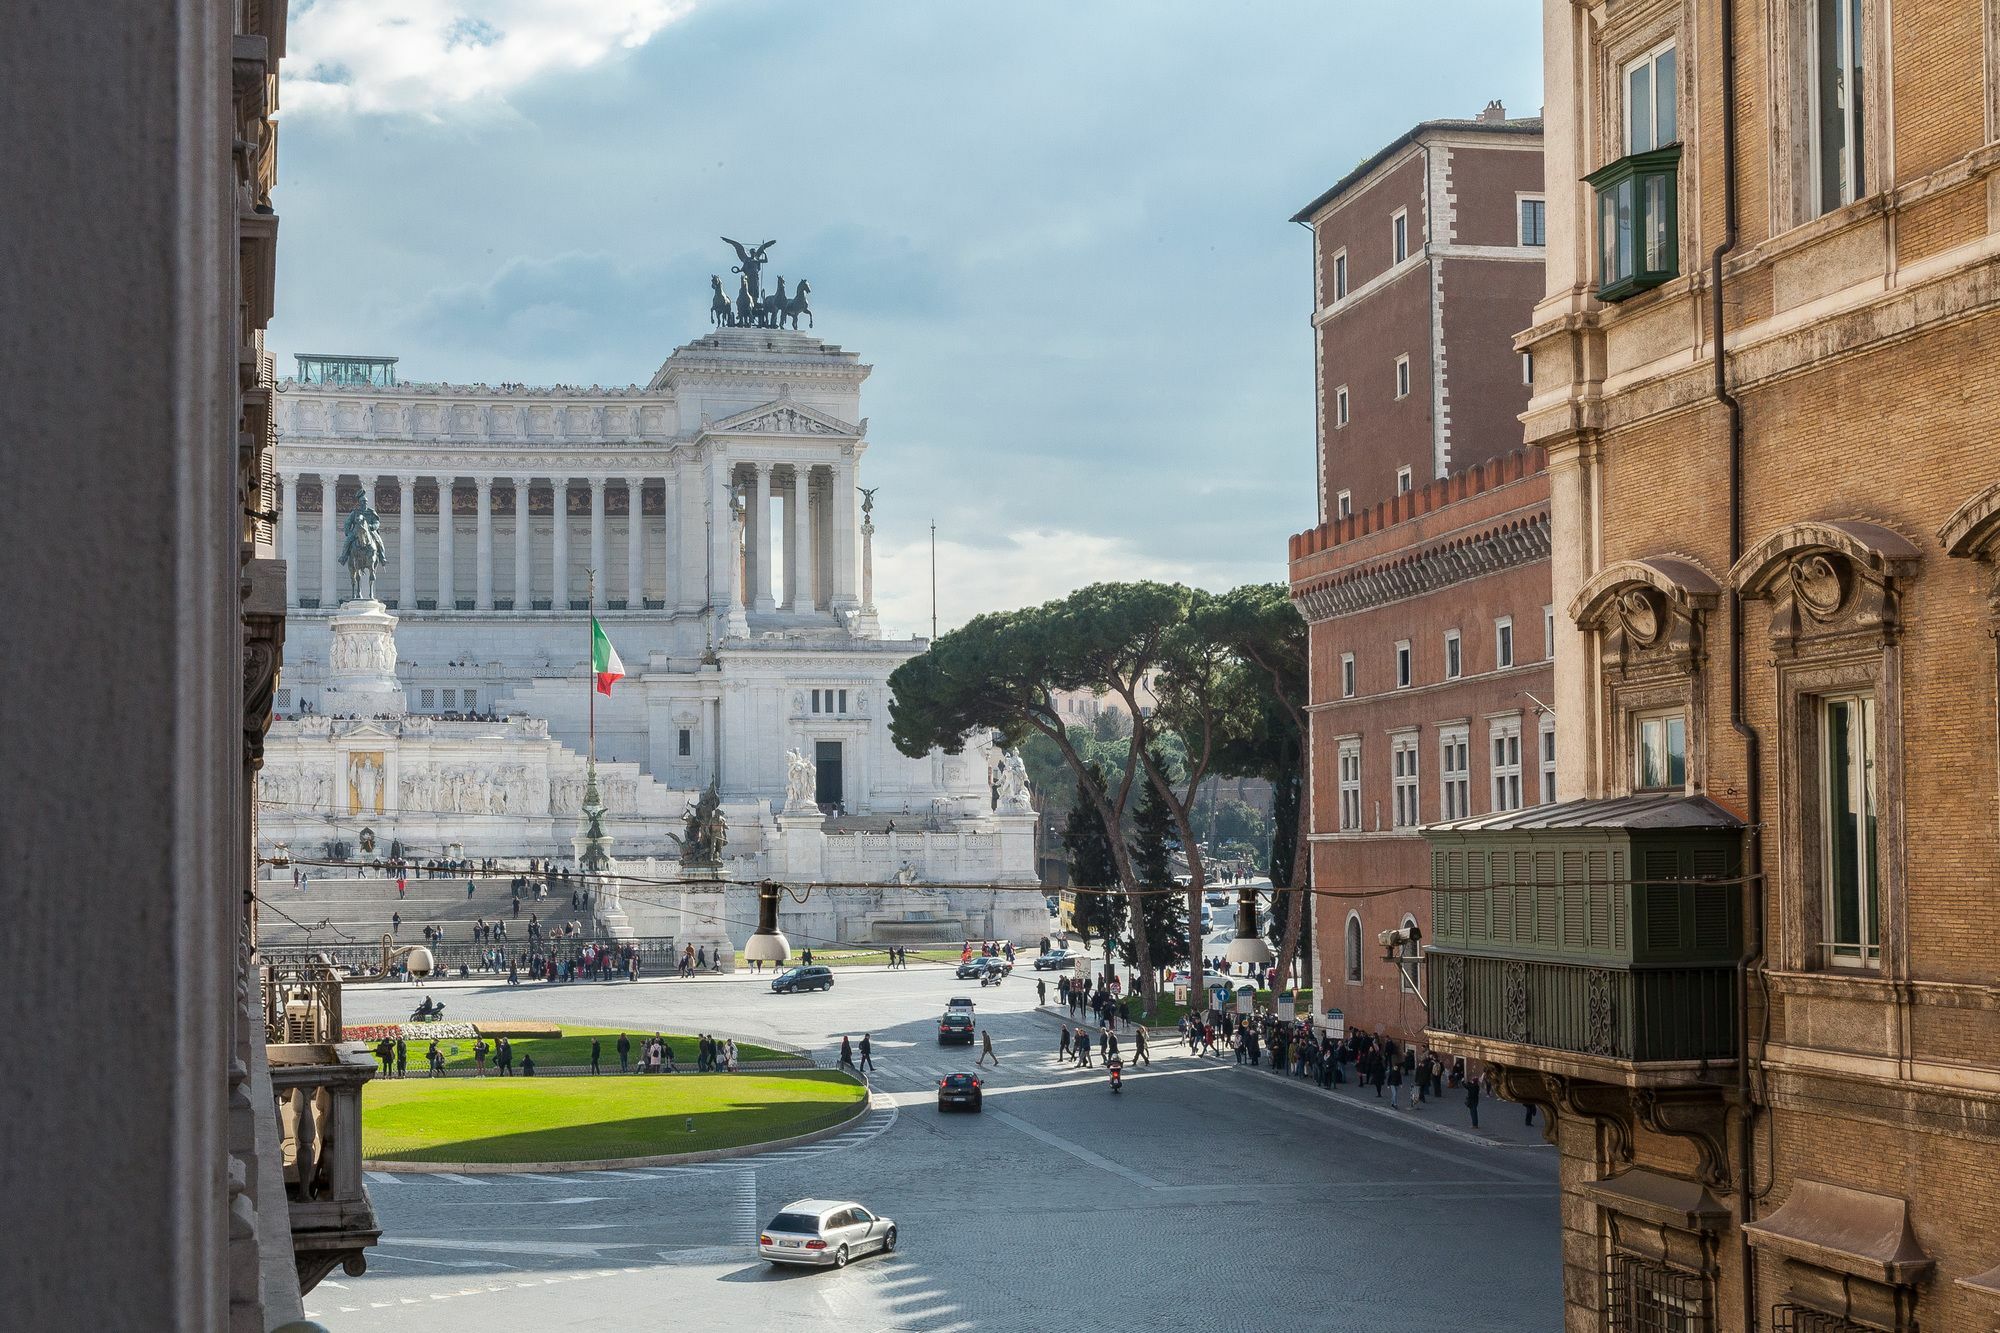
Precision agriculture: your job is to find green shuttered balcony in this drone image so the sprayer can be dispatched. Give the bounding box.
[1422,795,1743,1084]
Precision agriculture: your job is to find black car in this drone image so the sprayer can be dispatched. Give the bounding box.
[937,1072,983,1111]
[1032,951,1072,971]
[955,956,1012,980]
[937,1012,975,1045]
[771,965,834,994]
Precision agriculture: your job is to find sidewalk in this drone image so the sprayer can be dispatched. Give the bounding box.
[1022,1001,1549,1152]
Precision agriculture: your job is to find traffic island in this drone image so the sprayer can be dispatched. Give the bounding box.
[361,1069,869,1170]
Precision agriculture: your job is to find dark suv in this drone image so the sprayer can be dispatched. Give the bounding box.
[771,965,834,994]
[937,1072,983,1111]
[937,1012,975,1045]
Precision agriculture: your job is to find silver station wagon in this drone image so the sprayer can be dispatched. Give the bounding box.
[758,1198,898,1268]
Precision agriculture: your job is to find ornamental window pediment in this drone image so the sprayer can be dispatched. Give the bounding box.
[1730,517,1920,651]
[1940,479,2000,622]
[1572,554,1721,797]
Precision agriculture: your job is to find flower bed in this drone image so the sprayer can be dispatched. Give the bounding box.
[343,1021,478,1042]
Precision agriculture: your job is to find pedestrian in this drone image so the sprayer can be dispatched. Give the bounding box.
[1134,1026,1150,1066]
[396,874,407,899]
[466,878,475,900]
[473,1038,488,1073]
[394,1036,407,1078]
[978,1029,998,1067]
[521,1053,535,1076]
[1037,978,1047,1006]
[391,910,401,937]
[838,1035,855,1071]
[859,1033,875,1073]
[1466,1072,1482,1128]
[1075,1027,1092,1067]
[1059,1025,1072,1063]
[427,1041,444,1076]
[1389,1056,1404,1108]
[590,1037,601,1075]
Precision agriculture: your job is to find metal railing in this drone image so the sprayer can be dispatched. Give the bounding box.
[258,935,681,978]
[1427,949,1737,1063]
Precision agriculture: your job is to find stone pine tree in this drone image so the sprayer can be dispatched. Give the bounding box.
[1123,750,1188,994]
[1062,763,1126,948]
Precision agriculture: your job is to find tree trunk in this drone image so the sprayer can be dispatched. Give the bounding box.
[1274,764,1310,992]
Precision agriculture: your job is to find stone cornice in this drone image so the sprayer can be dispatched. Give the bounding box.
[275,443,689,478]
[1293,510,1551,622]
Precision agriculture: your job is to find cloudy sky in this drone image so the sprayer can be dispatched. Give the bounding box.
[272,0,1543,637]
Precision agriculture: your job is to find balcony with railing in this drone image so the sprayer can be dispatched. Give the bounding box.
[1421,794,1743,1086]
[262,961,380,1292]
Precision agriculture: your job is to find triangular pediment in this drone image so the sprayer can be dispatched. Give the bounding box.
[703,396,861,438]
[339,721,400,743]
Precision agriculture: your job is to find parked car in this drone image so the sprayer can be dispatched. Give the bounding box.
[771,965,834,994]
[936,1072,983,1111]
[1032,950,1072,971]
[956,956,1012,980]
[758,1199,897,1268]
[937,1012,976,1045]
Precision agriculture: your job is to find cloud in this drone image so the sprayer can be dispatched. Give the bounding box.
[869,529,1206,640]
[285,0,696,117]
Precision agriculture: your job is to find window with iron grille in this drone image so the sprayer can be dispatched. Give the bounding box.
[1770,1306,1872,1333]
[1606,1253,1711,1333]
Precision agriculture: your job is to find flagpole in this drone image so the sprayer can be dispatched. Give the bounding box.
[586,568,596,767]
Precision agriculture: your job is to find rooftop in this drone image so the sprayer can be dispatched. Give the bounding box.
[1425,793,1745,835]
[1291,106,1544,224]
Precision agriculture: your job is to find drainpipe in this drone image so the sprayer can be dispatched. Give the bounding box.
[1710,1,1763,1328]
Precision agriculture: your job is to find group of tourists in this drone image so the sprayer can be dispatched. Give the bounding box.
[958,940,1016,964]
[1055,1019,1148,1068]
[1055,973,1131,1030]
[678,943,727,977]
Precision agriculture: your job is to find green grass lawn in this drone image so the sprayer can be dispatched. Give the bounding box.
[1079,985,1316,1028]
[414,1026,790,1072]
[364,1069,867,1163]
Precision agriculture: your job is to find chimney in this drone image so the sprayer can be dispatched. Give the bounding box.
[1482,99,1507,123]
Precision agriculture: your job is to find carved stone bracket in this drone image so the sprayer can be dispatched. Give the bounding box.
[1635,1088,1735,1192]
[242,558,287,769]
[1484,1064,1566,1149]
[1940,479,2000,626]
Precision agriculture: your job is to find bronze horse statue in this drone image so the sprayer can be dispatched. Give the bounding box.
[709,275,733,328]
[781,278,812,330]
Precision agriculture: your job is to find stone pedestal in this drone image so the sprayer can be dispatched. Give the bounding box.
[323,600,406,716]
[772,808,828,880]
[678,865,737,972]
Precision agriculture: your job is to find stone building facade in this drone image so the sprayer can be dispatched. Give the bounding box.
[1289,111,1553,1047]
[3,1,350,1328]
[1293,103,1545,517]
[1423,2,2000,1330]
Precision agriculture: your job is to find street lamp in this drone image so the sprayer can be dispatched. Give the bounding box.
[1224,884,1274,971]
[744,880,791,965]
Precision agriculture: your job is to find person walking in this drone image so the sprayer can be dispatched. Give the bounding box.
[725,1038,738,1073]
[858,1033,875,1073]
[1074,1027,1092,1068]
[473,1038,488,1074]
[838,1035,855,1072]
[1059,1025,1072,1063]
[1037,978,1047,1006]
[391,910,401,937]
[589,1037,601,1075]
[466,878,476,900]
[394,1036,408,1078]
[1465,1071,1482,1128]
[1388,1055,1404,1108]
[427,1040,444,1076]
[977,1029,998,1067]
[1133,1025,1150,1066]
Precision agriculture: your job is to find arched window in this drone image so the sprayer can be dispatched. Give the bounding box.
[1344,913,1363,983]
[1399,914,1420,992]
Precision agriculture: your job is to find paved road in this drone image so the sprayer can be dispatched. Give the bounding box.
[324,967,1560,1330]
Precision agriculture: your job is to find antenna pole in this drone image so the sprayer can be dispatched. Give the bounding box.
[930,520,937,639]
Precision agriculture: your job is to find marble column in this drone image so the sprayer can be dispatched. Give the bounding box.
[512,477,531,611]
[551,478,570,609]
[436,475,455,609]
[625,476,646,608]
[278,471,299,607]
[397,475,418,609]
[751,462,776,613]
[317,472,340,606]
[831,455,859,610]
[661,459,682,612]
[474,476,495,610]
[790,465,814,611]
[707,454,734,612]
[676,456,705,613]
[588,476,607,608]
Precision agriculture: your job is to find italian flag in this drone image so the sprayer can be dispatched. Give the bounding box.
[591,617,625,696]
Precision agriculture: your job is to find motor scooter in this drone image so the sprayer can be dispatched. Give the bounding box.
[979,970,1002,988]
[1108,1056,1124,1094]
[410,998,445,1022]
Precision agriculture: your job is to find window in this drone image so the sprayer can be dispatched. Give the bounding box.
[810,690,820,714]
[1337,740,1362,831]
[1340,652,1356,699]
[838,689,848,714]
[1811,0,1866,214]
[1336,490,1352,520]
[463,689,476,709]
[1518,196,1547,246]
[419,689,435,708]
[1544,604,1556,659]
[1495,616,1514,668]
[1444,630,1462,680]
[1634,710,1687,791]
[1332,248,1349,300]
[442,689,457,708]
[1395,355,1411,399]
[1397,466,1414,494]
[275,688,292,710]
[1391,208,1409,263]
[1344,913,1363,982]
[1625,41,1678,153]
[677,727,692,757]
[1607,1253,1709,1333]
[1441,727,1470,821]
[1491,718,1523,812]
[1522,351,1535,385]
[1391,735,1420,828]
[1395,640,1412,688]
[1819,693,1879,967]
[1335,385,1350,428]
[1539,716,1558,805]
[1398,914,1420,991]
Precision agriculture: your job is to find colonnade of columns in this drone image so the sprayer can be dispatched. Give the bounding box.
[277,461,856,618]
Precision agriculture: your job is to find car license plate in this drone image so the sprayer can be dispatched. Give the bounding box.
[781,1240,801,1248]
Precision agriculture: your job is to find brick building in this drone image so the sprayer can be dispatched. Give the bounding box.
[1421,2,2000,1331]
[1292,102,1545,516]
[1287,111,1552,1046]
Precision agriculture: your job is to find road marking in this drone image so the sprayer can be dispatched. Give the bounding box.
[733,1168,759,1244]
[366,1171,402,1184]
[432,1172,485,1185]
[986,1108,1165,1189]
